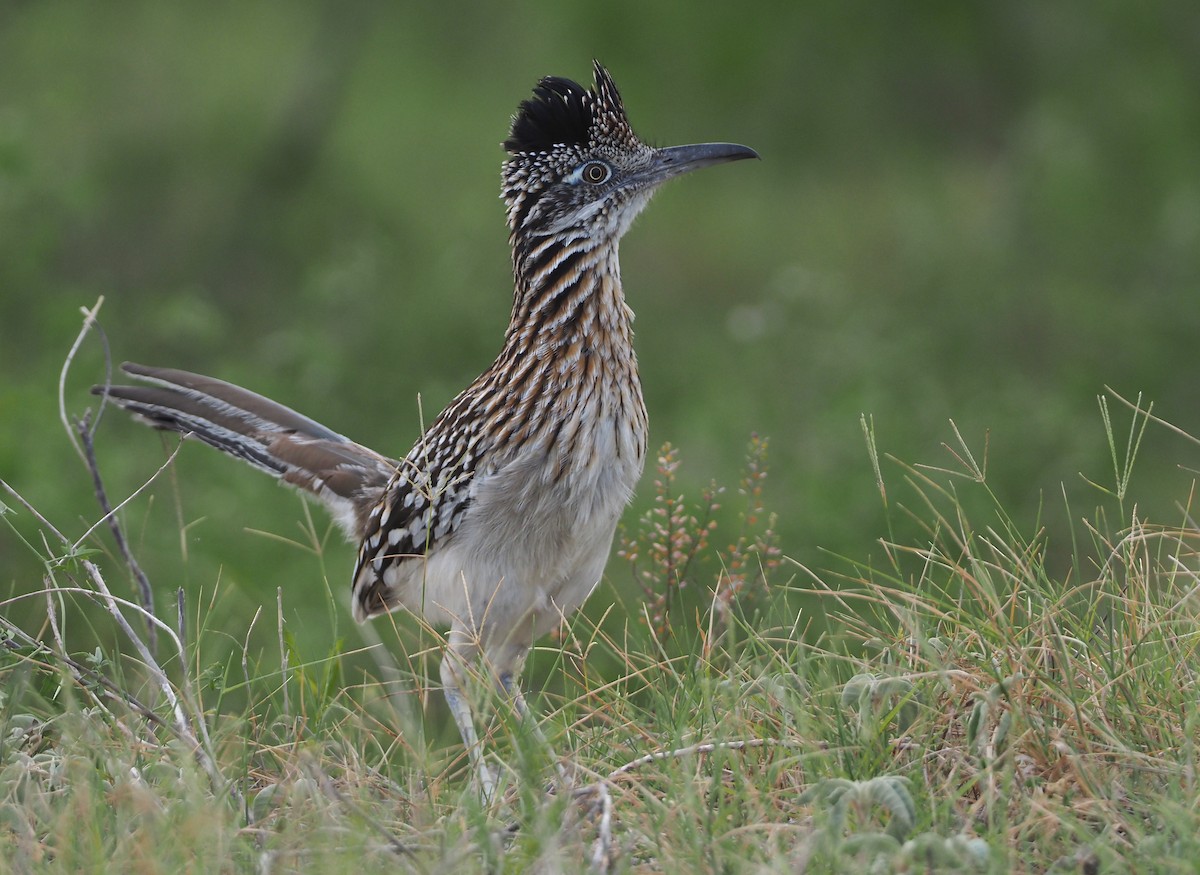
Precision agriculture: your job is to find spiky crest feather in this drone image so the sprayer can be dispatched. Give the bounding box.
[504,61,631,155]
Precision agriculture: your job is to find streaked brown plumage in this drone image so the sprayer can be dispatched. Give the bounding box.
[95,62,756,797]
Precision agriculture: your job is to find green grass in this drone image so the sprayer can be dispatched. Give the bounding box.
[3,347,1199,872]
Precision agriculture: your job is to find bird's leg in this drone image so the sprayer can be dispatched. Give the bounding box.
[498,669,611,861]
[496,671,529,717]
[497,670,572,788]
[441,633,568,800]
[440,635,497,802]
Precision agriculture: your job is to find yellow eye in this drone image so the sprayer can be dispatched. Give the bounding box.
[582,161,611,184]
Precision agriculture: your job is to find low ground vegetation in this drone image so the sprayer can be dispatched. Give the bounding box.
[2,339,1198,872]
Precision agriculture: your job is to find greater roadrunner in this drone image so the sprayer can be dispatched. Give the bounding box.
[95,62,756,798]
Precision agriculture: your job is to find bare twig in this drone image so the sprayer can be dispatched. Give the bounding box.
[607,736,796,781]
[69,437,185,555]
[78,562,231,804]
[0,612,166,734]
[0,478,71,549]
[76,413,157,653]
[592,783,614,874]
[571,781,615,874]
[78,570,192,723]
[41,572,67,668]
[58,296,107,464]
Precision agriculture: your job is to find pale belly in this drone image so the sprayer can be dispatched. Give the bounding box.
[380,405,647,659]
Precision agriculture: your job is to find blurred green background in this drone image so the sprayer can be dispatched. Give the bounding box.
[2,3,1199,661]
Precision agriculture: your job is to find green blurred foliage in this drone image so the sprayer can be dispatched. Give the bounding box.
[2,3,1199,660]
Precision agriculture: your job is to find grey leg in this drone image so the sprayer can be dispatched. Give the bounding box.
[498,671,571,786]
[441,640,497,802]
[497,671,530,716]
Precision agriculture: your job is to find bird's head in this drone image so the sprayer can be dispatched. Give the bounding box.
[502,61,757,244]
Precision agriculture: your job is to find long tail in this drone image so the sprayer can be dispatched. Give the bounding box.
[93,363,396,538]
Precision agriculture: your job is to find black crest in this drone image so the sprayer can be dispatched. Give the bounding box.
[504,61,627,155]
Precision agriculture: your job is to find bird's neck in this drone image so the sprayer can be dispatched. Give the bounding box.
[504,232,635,359]
[472,231,647,477]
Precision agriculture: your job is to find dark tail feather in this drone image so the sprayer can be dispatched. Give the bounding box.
[93,362,397,538]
